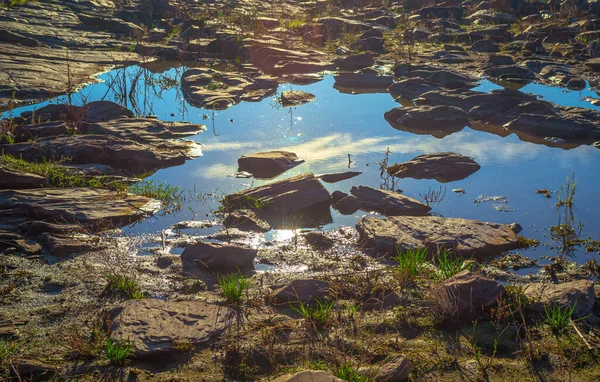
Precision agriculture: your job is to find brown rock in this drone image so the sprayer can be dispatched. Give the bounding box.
[181,241,257,273]
[9,359,57,379]
[376,356,411,381]
[438,270,505,322]
[384,106,469,138]
[350,186,431,216]
[0,316,17,337]
[271,279,330,305]
[280,90,316,107]
[356,216,519,258]
[522,280,595,319]
[238,151,304,179]
[223,209,271,232]
[387,152,481,183]
[108,299,235,360]
[318,171,361,183]
[271,370,344,382]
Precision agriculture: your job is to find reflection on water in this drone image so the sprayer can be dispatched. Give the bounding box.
[4,64,600,264]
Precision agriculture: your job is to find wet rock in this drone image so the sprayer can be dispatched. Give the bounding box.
[522,280,595,319]
[169,220,215,230]
[280,91,316,107]
[181,241,257,273]
[484,64,535,81]
[356,216,520,257]
[303,232,334,250]
[247,45,334,76]
[350,186,431,216]
[222,173,332,229]
[567,78,586,90]
[271,371,343,382]
[334,195,360,215]
[384,106,468,138]
[318,171,361,183]
[386,152,481,183]
[86,118,206,142]
[237,151,304,179]
[509,223,523,234]
[182,68,278,110]
[271,279,329,305]
[223,210,271,232]
[0,134,199,175]
[333,53,374,70]
[334,73,393,93]
[471,39,500,52]
[9,359,57,379]
[504,111,600,144]
[331,190,348,204]
[79,100,135,123]
[108,299,234,360]
[375,355,410,381]
[156,256,173,269]
[388,78,439,101]
[438,271,505,322]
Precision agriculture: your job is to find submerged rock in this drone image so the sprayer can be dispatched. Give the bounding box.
[238,151,304,178]
[387,152,481,183]
[181,241,257,273]
[318,171,361,183]
[384,105,469,138]
[270,279,329,305]
[223,209,271,232]
[108,299,234,360]
[350,186,431,216]
[356,216,520,257]
[222,173,332,229]
[280,90,316,107]
[522,280,595,319]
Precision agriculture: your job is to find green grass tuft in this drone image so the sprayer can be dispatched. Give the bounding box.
[334,363,368,382]
[291,299,334,330]
[217,272,249,304]
[435,247,472,280]
[128,180,184,210]
[556,173,577,208]
[106,273,145,300]
[392,247,428,278]
[544,302,576,333]
[103,338,133,365]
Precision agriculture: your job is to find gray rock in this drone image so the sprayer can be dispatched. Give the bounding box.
[350,186,431,216]
[238,151,304,179]
[333,53,374,70]
[384,106,468,138]
[376,356,410,381]
[108,299,234,360]
[471,39,500,52]
[0,165,46,189]
[270,279,330,305]
[386,152,480,183]
[181,241,257,273]
[303,232,334,250]
[107,18,144,37]
[223,209,271,232]
[334,73,393,93]
[523,280,595,319]
[356,216,520,257]
[0,29,39,47]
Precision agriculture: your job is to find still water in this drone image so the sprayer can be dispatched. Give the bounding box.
[5,63,600,266]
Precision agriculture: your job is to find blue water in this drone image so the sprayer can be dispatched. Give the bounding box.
[4,65,600,266]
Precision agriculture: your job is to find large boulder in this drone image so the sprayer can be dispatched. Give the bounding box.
[238,151,304,178]
[350,186,431,216]
[270,279,329,305]
[522,280,595,319]
[271,371,344,382]
[108,299,234,360]
[181,241,257,273]
[356,216,520,257]
[386,152,481,183]
[384,106,469,138]
[222,173,332,229]
[437,270,505,322]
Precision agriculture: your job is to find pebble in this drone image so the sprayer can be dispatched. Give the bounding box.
[452,188,466,194]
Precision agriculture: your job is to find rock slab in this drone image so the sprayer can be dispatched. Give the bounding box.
[238,151,304,179]
[387,152,481,183]
[181,241,257,273]
[350,186,431,216]
[523,280,595,319]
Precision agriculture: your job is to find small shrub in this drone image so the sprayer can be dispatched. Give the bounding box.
[544,303,576,333]
[103,338,133,365]
[556,173,577,208]
[334,363,368,382]
[435,248,471,280]
[106,273,145,299]
[291,299,334,330]
[391,247,428,278]
[217,272,249,304]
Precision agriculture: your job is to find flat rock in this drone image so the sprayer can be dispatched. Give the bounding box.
[438,270,505,322]
[585,57,600,72]
[9,359,57,379]
[108,299,235,360]
[271,370,344,382]
[356,216,520,257]
[223,209,271,232]
[350,186,431,216]
[181,241,257,273]
[387,152,481,183]
[522,280,595,319]
[270,279,330,305]
[86,117,206,142]
[333,53,374,70]
[238,151,304,178]
[318,171,361,183]
[222,173,332,229]
[334,73,394,94]
[280,90,316,107]
[182,68,278,110]
[384,106,468,138]
[0,165,45,189]
[375,355,411,381]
